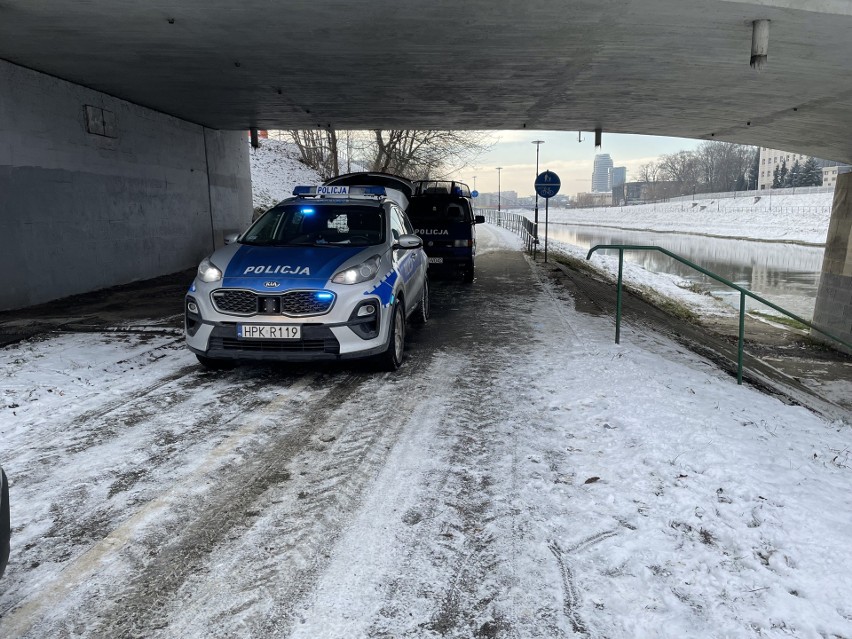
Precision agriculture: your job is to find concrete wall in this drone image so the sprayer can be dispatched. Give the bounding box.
[0,59,252,310]
[812,172,852,354]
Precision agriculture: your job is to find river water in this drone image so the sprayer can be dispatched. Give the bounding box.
[543,223,825,321]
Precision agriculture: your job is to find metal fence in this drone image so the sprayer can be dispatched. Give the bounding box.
[480,208,538,252]
[665,185,834,203]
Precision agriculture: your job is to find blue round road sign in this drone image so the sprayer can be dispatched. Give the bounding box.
[471,189,479,198]
[535,171,561,198]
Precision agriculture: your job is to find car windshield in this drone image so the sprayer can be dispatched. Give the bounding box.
[240,204,385,247]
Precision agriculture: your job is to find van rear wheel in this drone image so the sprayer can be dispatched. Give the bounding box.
[463,261,474,283]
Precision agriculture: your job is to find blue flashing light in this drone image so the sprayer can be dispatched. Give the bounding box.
[293,185,313,195]
[315,292,334,301]
[301,207,315,215]
[363,186,387,196]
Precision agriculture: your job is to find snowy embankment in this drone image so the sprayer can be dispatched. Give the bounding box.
[493,189,836,319]
[509,189,834,245]
[249,138,323,212]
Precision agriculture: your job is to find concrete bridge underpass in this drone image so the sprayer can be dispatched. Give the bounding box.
[1,0,851,346]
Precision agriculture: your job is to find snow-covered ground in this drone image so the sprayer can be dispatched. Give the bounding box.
[1,224,851,637]
[505,189,834,245]
[249,138,323,212]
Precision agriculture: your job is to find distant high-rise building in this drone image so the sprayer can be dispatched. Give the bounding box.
[592,154,614,192]
[611,166,627,188]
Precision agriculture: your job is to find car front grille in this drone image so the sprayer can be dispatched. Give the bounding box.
[209,338,336,353]
[206,323,341,357]
[280,291,333,315]
[212,290,257,314]
[211,289,335,317]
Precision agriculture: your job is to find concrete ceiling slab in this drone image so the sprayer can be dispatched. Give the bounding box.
[1,0,851,162]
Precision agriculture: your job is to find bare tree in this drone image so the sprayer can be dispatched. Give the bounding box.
[638,162,660,184]
[694,141,754,193]
[659,150,699,195]
[637,162,661,200]
[288,129,339,179]
[285,129,493,181]
[368,130,493,180]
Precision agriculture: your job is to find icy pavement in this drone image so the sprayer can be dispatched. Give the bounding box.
[1,225,851,638]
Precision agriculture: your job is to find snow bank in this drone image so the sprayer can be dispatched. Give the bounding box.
[249,138,324,212]
[509,189,835,244]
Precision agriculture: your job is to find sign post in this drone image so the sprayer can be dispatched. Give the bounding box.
[534,171,561,263]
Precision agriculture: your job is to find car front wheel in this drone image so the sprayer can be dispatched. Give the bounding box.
[413,278,430,324]
[377,301,405,371]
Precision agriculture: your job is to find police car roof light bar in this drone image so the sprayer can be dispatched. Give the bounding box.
[293,185,387,199]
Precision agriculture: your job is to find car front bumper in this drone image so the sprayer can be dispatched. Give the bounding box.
[184,279,391,362]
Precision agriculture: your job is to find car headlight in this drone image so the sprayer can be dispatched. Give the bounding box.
[197,257,223,283]
[332,255,382,285]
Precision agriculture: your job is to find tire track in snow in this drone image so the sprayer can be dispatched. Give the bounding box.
[357,252,562,638]
[89,351,445,638]
[4,362,295,611]
[0,370,323,638]
[548,531,619,636]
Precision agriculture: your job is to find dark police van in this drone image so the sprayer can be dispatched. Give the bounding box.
[408,181,485,282]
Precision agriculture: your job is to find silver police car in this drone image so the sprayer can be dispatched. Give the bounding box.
[185,185,429,370]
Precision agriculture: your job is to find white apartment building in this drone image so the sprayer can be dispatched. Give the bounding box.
[822,165,852,188]
[757,147,810,189]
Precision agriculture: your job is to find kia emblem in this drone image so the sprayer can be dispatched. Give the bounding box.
[264,281,279,288]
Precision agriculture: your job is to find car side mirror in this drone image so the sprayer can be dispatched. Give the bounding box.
[475,215,485,224]
[223,232,239,245]
[395,234,422,250]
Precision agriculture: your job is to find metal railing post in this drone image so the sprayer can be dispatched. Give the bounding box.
[738,291,746,385]
[616,249,624,344]
[587,244,852,385]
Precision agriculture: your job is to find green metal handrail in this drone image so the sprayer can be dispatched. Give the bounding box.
[586,244,852,385]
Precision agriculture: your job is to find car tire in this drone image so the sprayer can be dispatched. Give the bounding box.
[196,354,235,370]
[1,467,9,580]
[463,261,475,283]
[413,278,430,325]
[377,300,405,371]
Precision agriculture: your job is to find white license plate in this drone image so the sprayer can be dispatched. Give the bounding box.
[428,257,444,264]
[237,324,301,340]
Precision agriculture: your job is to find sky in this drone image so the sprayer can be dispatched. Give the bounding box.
[446,131,703,198]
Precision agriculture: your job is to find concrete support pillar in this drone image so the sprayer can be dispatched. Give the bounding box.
[812,172,852,354]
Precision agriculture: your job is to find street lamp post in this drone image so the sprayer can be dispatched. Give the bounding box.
[496,167,503,226]
[531,140,545,258]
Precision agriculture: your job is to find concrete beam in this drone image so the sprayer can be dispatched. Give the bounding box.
[0,1,851,164]
[721,0,852,17]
